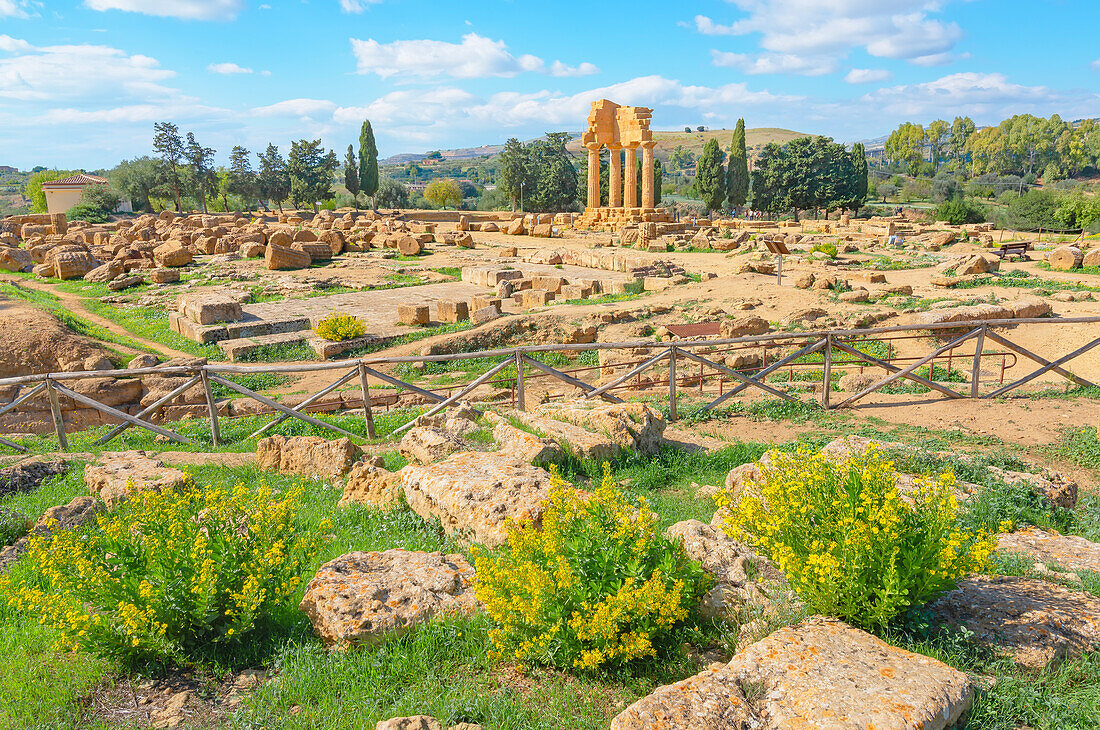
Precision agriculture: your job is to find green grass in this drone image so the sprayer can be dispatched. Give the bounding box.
[1050,426,1100,472]
[950,270,1100,294]
[1037,262,1100,277]
[81,298,223,360]
[210,372,294,398]
[234,340,317,363]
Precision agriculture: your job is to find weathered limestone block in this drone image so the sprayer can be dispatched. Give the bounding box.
[997,527,1100,579]
[152,242,193,267]
[532,399,666,454]
[0,458,69,499]
[665,520,760,586]
[436,300,469,323]
[1008,297,1052,319]
[292,241,333,261]
[610,617,973,730]
[401,451,551,546]
[397,304,430,326]
[507,410,618,462]
[376,717,442,730]
[719,316,770,339]
[177,292,243,324]
[986,465,1078,509]
[1084,248,1100,267]
[396,235,422,256]
[53,251,99,279]
[1048,245,1083,271]
[299,549,478,649]
[399,426,466,465]
[265,242,311,270]
[491,421,565,465]
[927,575,1100,669]
[0,246,31,272]
[84,451,188,507]
[339,463,405,508]
[254,435,362,478]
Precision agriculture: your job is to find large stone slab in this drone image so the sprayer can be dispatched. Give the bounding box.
[611,617,973,729]
[533,399,666,454]
[401,452,550,546]
[339,463,405,508]
[299,549,478,649]
[254,435,362,478]
[506,410,619,462]
[927,575,1100,669]
[491,421,565,465]
[84,451,188,507]
[399,426,466,465]
[997,527,1100,578]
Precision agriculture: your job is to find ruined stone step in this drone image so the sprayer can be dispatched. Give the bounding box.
[170,313,311,344]
[218,330,309,361]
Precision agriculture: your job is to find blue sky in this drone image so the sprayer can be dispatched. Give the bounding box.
[1,0,1098,169]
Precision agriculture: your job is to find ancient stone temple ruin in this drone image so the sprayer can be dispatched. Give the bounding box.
[577,99,673,230]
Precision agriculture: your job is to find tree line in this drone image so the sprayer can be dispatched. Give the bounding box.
[884,114,1100,182]
[692,118,868,219]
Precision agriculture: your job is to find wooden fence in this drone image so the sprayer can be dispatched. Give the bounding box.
[1,316,1098,453]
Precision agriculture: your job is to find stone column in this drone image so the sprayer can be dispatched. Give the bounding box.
[624,144,638,208]
[641,142,656,209]
[608,144,622,208]
[585,143,601,209]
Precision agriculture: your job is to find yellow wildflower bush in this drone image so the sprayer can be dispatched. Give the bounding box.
[717,446,995,628]
[314,312,366,342]
[0,479,325,664]
[474,465,709,672]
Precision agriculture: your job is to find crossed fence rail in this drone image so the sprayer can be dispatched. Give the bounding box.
[1,316,1098,454]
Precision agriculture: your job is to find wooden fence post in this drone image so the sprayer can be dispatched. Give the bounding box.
[514,351,525,411]
[971,325,986,398]
[668,346,678,422]
[45,378,68,451]
[199,368,221,447]
[358,363,376,439]
[822,335,833,408]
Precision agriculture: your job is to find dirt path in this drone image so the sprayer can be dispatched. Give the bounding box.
[2,274,199,361]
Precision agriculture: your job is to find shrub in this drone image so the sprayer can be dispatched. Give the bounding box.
[314,312,366,342]
[80,183,121,213]
[810,242,838,258]
[65,203,108,223]
[0,480,325,664]
[474,465,710,672]
[717,446,994,628]
[935,196,986,225]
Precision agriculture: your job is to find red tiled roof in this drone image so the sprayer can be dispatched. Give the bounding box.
[42,173,109,187]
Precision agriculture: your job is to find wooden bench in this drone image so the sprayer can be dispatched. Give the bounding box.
[993,241,1032,260]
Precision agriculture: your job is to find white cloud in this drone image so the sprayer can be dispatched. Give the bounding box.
[252,98,337,118]
[339,0,380,12]
[845,68,892,84]
[550,60,599,77]
[0,34,33,52]
[1093,59,1100,71]
[0,0,32,18]
[0,41,177,103]
[207,62,252,74]
[712,51,836,76]
[84,0,243,21]
[697,1,963,65]
[349,33,593,80]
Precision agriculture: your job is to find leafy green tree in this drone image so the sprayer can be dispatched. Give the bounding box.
[111,157,160,212]
[358,120,379,207]
[344,145,360,209]
[78,182,121,214]
[375,177,409,209]
[23,169,76,213]
[694,138,725,213]
[526,133,576,212]
[950,116,976,164]
[726,118,749,211]
[926,120,950,170]
[184,132,216,213]
[226,146,257,211]
[257,144,290,211]
[851,143,869,207]
[287,139,338,212]
[497,137,529,211]
[153,122,185,211]
[668,145,695,172]
[885,122,927,176]
[424,179,463,209]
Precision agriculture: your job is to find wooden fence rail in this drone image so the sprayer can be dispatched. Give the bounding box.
[1,316,1097,453]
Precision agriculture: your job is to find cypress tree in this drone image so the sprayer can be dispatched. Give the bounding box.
[851,142,869,206]
[358,120,379,208]
[694,138,726,214]
[344,145,360,209]
[726,118,749,211]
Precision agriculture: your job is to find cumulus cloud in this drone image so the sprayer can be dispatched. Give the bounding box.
[0,0,33,18]
[845,68,892,84]
[84,0,244,21]
[207,62,252,74]
[252,98,337,118]
[0,34,33,52]
[712,51,836,76]
[350,34,594,80]
[696,0,963,65]
[339,0,380,12]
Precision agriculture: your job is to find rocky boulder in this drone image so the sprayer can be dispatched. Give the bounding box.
[254,435,362,478]
[491,421,564,465]
[401,452,551,546]
[1048,245,1084,271]
[532,399,666,454]
[399,426,466,465]
[997,527,1100,580]
[611,617,973,729]
[0,457,69,498]
[340,462,405,509]
[299,549,479,649]
[84,451,188,507]
[927,575,1100,669]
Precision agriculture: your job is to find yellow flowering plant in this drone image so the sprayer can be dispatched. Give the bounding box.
[0,479,325,664]
[717,446,994,628]
[314,312,366,342]
[474,464,709,672]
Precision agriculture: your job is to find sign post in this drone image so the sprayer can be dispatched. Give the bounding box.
[763,239,790,286]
